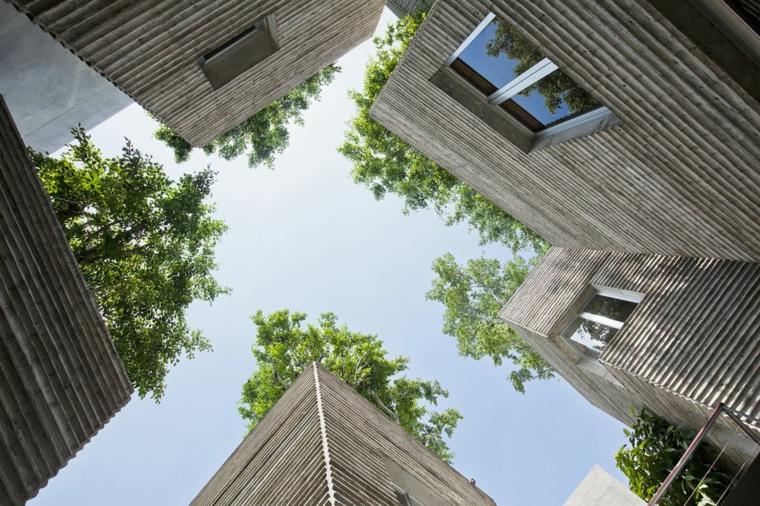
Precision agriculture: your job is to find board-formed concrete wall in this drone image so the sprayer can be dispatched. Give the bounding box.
[192,363,495,505]
[386,0,434,18]
[0,2,132,153]
[500,248,760,466]
[0,96,132,505]
[7,0,385,147]
[371,0,760,261]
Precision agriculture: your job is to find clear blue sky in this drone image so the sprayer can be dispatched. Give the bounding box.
[30,9,626,506]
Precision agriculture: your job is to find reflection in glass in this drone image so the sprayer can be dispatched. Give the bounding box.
[511,70,601,127]
[458,20,521,89]
[566,317,618,351]
[566,294,639,351]
[584,294,638,323]
[451,16,601,130]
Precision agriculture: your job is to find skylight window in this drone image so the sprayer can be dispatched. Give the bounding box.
[563,288,642,352]
[448,14,602,132]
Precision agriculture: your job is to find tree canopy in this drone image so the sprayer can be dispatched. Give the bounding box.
[34,128,227,400]
[239,309,462,462]
[426,253,553,393]
[339,11,546,253]
[156,64,340,168]
[615,410,732,505]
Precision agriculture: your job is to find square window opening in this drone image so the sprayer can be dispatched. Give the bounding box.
[440,13,618,149]
[199,15,279,90]
[563,290,642,352]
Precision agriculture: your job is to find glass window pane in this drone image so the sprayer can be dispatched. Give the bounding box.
[566,317,618,351]
[457,20,524,89]
[511,69,601,127]
[583,294,638,324]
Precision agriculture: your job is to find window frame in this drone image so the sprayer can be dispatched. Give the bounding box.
[438,12,620,151]
[392,483,425,506]
[563,287,644,354]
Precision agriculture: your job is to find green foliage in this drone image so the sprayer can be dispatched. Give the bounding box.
[239,309,462,462]
[427,253,553,392]
[34,128,228,400]
[156,64,340,168]
[486,21,600,116]
[615,410,732,506]
[339,11,546,253]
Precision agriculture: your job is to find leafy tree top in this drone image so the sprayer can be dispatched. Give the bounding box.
[156,64,340,168]
[239,309,462,462]
[34,128,228,399]
[615,409,732,505]
[427,253,553,392]
[339,11,546,253]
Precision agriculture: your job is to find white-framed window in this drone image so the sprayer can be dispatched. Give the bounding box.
[563,287,643,352]
[444,12,616,146]
[392,483,425,506]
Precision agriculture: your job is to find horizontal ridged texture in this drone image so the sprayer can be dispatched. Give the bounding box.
[0,96,132,505]
[192,364,495,505]
[385,0,433,18]
[734,0,760,22]
[9,0,385,147]
[501,248,760,466]
[191,368,330,505]
[315,365,496,506]
[371,0,760,261]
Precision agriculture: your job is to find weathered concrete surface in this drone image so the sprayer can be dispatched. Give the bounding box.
[563,466,643,506]
[501,248,760,468]
[0,96,132,505]
[192,363,494,505]
[372,0,760,261]
[386,0,434,17]
[8,0,385,147]
[0,2,131,153]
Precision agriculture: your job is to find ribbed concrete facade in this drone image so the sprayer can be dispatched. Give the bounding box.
[371,0,760,261]
[500,248,760,464]
[0,97,132,505]
[8,0,385,147]
[386,0,434,18]
[192,363,495,505]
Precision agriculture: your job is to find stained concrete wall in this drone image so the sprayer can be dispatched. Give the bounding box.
[192,363,494,505]
[0,2,131,153]
[0,96,132,505]
[9,0,385,147]
[371,0,760,261]
[386,0,434,17]
[501,248,760,468]
[563,466,643,506]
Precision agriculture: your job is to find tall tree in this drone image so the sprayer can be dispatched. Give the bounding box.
[240,309,462,462]
[339,11,546,253]
[616,410,732,505]
[156,64,340,168]
[426,253,553,393]
[34,128,228,400]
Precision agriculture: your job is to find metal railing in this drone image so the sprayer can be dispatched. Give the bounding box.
[648,403,760,505]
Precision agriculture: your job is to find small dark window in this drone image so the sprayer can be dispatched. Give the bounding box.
[392,484,424,506]
[198,15,279,90]
[449,15,601,132]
